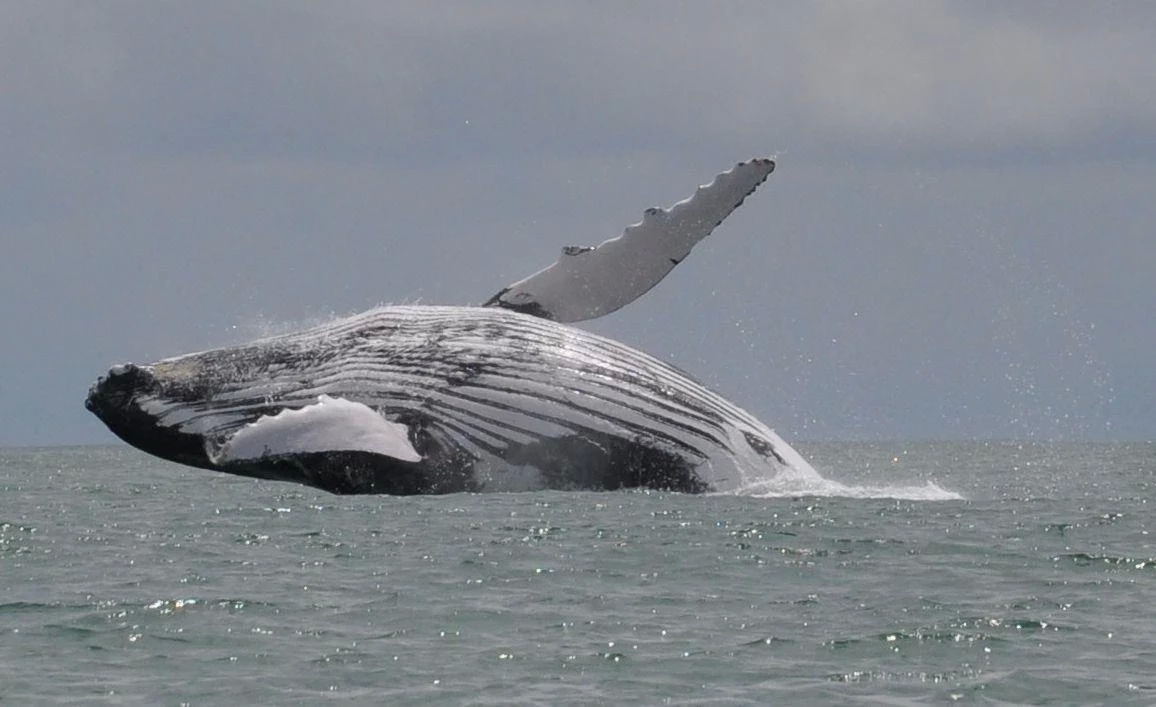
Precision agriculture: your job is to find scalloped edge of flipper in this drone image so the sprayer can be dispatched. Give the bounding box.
[483,158,775,323]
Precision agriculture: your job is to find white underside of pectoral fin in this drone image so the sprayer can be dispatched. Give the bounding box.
[208,395,421,464]
[483,158,775,323]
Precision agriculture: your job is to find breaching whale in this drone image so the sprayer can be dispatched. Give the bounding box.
[85,158,815,494]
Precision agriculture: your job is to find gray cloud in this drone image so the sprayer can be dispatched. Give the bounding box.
[5,2,1153,165]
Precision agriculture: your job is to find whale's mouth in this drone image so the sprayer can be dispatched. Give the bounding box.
[85,364,217,471]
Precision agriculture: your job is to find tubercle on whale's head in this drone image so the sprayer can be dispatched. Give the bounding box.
[86,352,221,414]
[85,363,158,417]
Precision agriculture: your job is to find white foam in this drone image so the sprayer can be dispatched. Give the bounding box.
[731,476,964,501]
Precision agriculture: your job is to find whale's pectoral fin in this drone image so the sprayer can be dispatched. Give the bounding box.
[482,158,775,323]
[206,395,422,465]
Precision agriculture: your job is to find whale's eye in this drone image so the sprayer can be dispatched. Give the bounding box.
[743,431,786,465]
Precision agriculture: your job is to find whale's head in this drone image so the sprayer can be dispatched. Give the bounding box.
[83,336,435,494]
[85,361,221,470]
[85,339,307,470]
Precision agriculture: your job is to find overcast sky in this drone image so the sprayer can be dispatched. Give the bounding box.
[3,1,1154,446]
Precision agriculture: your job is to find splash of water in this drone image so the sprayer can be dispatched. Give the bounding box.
[731,458,963,500]
[734,476,963,501]
[225,310,343,343]
[729,441,964,500]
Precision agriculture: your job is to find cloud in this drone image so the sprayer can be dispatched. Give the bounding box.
[795,2,1156,161]
[3,2,1153,168]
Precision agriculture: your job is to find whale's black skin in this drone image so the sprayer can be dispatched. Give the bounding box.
[85,158,813,495]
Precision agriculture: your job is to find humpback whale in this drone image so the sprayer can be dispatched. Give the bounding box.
[86,158,815,494]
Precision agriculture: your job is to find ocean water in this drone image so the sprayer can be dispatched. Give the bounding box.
[1,442,1153,705]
